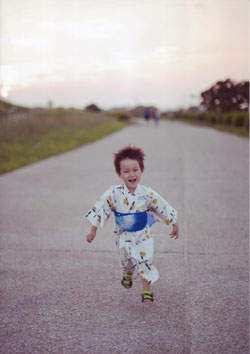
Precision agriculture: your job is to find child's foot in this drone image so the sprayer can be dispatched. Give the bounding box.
[121,273,133,289]
[141,291,154,302]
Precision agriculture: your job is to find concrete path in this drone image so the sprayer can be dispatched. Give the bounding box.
[0,120,249,354]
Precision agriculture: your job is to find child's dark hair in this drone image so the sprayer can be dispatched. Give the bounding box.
[114,145,145,174]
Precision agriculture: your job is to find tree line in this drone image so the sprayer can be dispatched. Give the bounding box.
[201,79,249,112]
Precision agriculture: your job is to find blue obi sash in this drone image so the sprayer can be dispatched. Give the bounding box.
[114,210,156,232]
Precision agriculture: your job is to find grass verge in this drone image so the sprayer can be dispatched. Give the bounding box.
[0,109,129,174]
[164,111,249,138]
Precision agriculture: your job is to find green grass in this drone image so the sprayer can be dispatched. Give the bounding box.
[0,108,129,174]
[164,111,249,138]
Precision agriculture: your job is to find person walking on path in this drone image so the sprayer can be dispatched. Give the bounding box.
[153,108,160,125]
[85,145,179,303]
[143,107,150,123]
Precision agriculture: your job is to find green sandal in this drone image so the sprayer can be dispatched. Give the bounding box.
[141,291,154,302]
[121,273,133,289]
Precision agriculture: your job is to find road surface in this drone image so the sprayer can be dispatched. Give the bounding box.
[0,120,249,354]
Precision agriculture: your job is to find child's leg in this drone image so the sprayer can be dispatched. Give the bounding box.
[121,259,134,289]
[141,277,151,292]
[141,277,154,303]
[123,258,134,276]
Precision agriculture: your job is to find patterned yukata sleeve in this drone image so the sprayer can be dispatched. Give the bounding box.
[85,187,114,228]
[147,187,177,226]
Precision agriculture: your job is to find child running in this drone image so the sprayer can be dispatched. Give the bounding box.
[85,146,179,303]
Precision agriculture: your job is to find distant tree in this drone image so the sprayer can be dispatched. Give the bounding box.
[85,104,102,113]
[201,79,249,112]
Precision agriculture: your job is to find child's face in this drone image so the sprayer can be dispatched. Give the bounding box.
[118,158,143,193]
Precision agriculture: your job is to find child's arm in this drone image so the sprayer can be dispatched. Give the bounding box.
[86,225,97,243]
[169,223,179,240]
[147,187,179,239]
[85,187,114,229]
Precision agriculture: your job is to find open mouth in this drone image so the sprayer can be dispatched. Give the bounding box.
[128,177,137,183]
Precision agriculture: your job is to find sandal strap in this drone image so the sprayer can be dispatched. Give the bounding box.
[121,275,133,288]
[141,291,154,302]
[141,291,152,295]
[122,279,131,285]
[124,273,132,278]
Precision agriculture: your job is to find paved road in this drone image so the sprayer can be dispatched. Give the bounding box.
[0,120,249,354]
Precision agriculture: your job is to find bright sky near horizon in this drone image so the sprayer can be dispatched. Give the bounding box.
[0,0,249,110]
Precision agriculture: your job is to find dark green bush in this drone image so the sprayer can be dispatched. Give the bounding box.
[167,109,248,135]
[110,111,131,122]
[216,114,223,124]
[210,115,217,124]
[235,114,245,127]
[224,114,232,126]
[228,112,248,130]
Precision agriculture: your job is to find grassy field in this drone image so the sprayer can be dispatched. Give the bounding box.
[0,108,129,174]
[163,110,249,138]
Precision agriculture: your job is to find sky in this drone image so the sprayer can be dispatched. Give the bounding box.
[0,0,249,110]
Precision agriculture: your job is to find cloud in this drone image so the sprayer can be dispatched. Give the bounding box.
[10,38,49,49]
[38,19,125,39]
[1,0,248,110]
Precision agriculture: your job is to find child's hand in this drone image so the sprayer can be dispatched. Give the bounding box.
[169,223,179,240]
[86,226,97,243]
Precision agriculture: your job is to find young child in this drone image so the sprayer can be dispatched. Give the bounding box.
[85,146,179,303]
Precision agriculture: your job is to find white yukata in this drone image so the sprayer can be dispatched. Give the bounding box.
[85,184,177,284]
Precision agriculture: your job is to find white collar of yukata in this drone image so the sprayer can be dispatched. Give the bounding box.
[122,183,142,196]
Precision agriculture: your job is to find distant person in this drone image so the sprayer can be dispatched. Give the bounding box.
[143,107,150,123]
[153,108,160,125]
[85,146,179,303]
